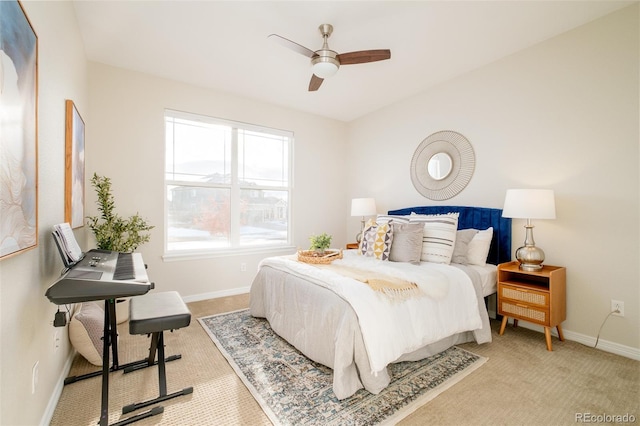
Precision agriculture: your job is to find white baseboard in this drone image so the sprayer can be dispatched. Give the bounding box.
[182,286,251,304]
[562,328,640,361]
[40,349,75,426]
[505,319,640,361]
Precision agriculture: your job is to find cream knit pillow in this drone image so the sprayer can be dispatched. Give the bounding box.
[69,302,104,366]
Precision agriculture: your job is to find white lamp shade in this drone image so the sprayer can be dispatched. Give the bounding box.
[502,189,556,219]
[351,198,377,216]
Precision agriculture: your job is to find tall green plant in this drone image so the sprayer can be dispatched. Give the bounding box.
[86,173,154,253]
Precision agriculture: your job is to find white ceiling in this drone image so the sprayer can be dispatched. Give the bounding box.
[72,1,632,122]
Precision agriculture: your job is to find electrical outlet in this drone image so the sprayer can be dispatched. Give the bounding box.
[32,361,39,394]
[54,330,60,353]
[611,299,624,317]
[240,263,247,272]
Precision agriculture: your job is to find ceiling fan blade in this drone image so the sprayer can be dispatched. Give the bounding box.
[308,74,324,92]
[268,34,316,58]
[337,49,391,65]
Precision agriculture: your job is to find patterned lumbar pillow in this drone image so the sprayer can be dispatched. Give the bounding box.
[409,212,459,264]
[69,301,104,366]
[359,219,393,260]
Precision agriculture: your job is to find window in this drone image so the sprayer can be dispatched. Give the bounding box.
[164,110,292,256]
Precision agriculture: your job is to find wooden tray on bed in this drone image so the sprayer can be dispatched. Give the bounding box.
[297,249,343,264]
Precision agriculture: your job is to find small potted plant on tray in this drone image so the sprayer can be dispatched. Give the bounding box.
[309,232,332,255]
[298,232,341,264]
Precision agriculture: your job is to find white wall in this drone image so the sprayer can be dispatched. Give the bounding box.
[346,5,639,351]
[86,64,349,299]
[0,2,88,425]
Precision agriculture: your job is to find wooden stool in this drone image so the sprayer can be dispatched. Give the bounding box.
[123,291,193,417]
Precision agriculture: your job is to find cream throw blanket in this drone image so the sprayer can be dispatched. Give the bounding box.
[286,251,450,300]
[314,264,420,299]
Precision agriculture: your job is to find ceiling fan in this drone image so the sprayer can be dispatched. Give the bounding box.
[268,24,391,92]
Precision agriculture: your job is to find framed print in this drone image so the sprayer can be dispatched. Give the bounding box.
[65,100,85,228]
[0,0,38,259]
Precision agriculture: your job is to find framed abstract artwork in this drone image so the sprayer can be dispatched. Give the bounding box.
[0,0,38,259]
[65,100,85,228]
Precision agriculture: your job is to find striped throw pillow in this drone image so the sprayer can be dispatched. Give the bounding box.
[409,213,459,264]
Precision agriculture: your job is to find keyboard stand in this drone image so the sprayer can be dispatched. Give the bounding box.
[63,300,133,385]
[92,299,166,426]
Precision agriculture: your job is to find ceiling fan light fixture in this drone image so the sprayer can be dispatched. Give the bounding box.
[311,55,339,79]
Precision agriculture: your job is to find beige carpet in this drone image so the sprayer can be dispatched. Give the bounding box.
[50,294,639,425]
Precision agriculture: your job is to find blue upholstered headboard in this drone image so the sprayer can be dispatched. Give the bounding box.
[387,206,512,265]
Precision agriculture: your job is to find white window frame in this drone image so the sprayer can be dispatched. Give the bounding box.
[163,109,294,260]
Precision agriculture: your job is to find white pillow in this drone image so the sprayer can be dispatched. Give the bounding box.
[69,302,104,366]
[467,227,494,266]
[409,213,459,264]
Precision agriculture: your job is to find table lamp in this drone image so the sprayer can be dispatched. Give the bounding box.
[502,189,556,271]
[351,198,377,243]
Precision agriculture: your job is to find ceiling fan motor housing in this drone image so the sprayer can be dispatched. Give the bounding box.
[311,24,340,77]
[311,50,340,67]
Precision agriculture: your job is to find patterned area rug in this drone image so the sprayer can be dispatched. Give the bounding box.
[199,309,486,426]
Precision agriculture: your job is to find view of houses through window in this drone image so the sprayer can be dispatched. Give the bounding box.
[165,110,292,253]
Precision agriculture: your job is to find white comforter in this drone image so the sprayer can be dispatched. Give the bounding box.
[250,251,492,399]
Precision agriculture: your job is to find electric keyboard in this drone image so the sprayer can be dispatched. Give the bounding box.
[46,249,152,305]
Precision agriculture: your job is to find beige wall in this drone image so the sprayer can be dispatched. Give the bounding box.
[0,2,88,425]
[346,5,639,352]
[86,64,349,299]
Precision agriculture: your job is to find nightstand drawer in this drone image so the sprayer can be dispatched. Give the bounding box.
[499,284,549,308]
[500,301,548,325]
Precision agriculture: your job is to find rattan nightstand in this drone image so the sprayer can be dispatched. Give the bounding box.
[497,261,566,351]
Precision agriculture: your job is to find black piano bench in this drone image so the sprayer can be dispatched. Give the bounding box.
[122,291,193,416]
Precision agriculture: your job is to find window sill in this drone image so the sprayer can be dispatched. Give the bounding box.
[162,245,297,262]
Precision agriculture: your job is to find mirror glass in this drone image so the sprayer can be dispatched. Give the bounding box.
[427,153,452,180]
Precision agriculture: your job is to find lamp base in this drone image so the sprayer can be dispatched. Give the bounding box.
[515,245,545,271]
[355,217,366,243]
[515,223,546,271]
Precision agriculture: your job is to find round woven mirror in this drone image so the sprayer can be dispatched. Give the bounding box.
[410,130,475,200]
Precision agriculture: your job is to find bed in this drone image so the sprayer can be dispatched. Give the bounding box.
[249,206,511,399]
